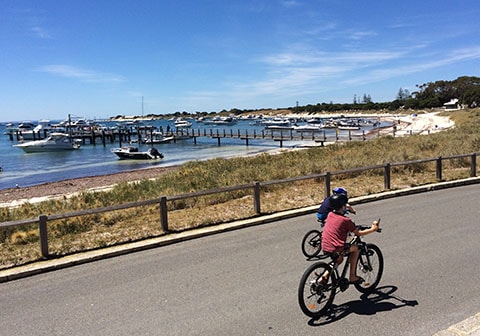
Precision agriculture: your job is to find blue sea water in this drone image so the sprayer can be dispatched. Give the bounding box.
[0,117,387,190]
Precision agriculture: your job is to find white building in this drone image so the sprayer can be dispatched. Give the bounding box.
[443,98,460,111]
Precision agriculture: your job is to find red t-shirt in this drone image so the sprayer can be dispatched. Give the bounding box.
[321,211,356,253]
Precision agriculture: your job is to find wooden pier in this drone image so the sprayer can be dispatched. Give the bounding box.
[9,126,381,148]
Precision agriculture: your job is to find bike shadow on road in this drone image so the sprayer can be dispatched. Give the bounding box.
[307,285,419,326]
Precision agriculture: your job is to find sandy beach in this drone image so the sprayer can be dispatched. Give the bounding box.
[0,112,454,206]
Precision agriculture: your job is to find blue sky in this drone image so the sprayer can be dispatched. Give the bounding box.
[1,0,479,121]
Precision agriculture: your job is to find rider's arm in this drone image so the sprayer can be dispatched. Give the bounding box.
[353,220,379,236]
[346,203,356,214]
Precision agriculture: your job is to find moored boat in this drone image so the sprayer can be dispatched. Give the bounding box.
[111,146,164,160]
[173,118,193,129]
[211,116,237,125]
[293,124,324,132]
[143,131,175,144]
[14,133,81,153]
[19,120,56,140]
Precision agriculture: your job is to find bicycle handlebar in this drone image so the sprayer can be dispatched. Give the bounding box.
[357,218,382,233]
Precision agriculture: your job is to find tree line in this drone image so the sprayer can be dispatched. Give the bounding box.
[288,76,480,114]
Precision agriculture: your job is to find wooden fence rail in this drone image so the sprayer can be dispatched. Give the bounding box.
[0,152,477,259]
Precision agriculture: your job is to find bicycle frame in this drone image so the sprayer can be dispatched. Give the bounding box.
[325,241,356,293]
[325,232,376,292]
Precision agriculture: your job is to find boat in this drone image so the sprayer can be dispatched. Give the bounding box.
[143,131,175,144]
[14,133,81,153]
[265,124,294,131]
[261,117,291,127]
[337,125,361,130]
[3,123,18,135]
[6,121,36,137]
[337,119,361,130]
[174,118,193,129]
[18,120,56,140]
[111,146,164,160]
[293,124,324,132]
[211,116,237,125]
[321,121,338,129]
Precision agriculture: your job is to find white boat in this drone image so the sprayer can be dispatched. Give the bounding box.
[143,132,175,144]
[111,146,164,160]
[7,121,36,137]
[261,117,291,127]
[174,119,193,129]
[14,133,81,153]
[293,124,324,132]
[18,120,56,140]
[3,123,18,135]
[338,125,361,130]
[265,124,294,131]
[211,116,237,125]
[322,121,338,129]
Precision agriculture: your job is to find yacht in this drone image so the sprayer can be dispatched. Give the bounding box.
[14,133,81,153]
[18,120,56,140]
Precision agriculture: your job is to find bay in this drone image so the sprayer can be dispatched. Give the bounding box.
[0,116,387,190]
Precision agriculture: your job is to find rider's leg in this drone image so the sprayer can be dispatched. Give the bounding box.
[320,254,343,282]
[348,244,361,282]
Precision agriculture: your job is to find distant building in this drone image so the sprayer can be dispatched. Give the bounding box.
[443,98,460,111]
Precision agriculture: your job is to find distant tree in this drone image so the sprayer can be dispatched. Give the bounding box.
[396,88,410,101]
[362,94,372,103]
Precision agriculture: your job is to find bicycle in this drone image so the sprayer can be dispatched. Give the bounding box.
[298,222,383,318]
[300,219,326,259]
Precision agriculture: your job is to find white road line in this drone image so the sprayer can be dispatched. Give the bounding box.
[433,313,480,336]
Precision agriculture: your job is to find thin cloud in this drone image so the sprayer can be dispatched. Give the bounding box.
[261,49,404,68]
[349,30,378,40]
[39,64,126,83]
[30,25,52,39]
[342,46,480,86]
[280,0,301,7]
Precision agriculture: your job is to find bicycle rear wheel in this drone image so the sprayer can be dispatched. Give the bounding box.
[354,243,383,293]
[301,229,322,258]
[298,262,335,318]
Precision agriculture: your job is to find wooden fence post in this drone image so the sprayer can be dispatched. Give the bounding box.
[384,163,391,190]
[159,196,169,232]
[436,156,443,181]
[254,182,261,215]
[324,172,331,198]
[39,215,49,259]
[471,153,477,177]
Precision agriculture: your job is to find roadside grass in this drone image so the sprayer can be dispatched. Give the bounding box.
[0,109,479,268]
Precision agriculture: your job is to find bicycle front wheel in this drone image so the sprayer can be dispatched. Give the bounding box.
[301,229,322,258]
[354,243,384,293]
[298,262,335,318]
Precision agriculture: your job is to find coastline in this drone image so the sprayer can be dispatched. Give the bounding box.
[0,165,179,206]
[1,111,454,205]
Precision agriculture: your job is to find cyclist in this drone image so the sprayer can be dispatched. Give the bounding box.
[317,187,356,224]
[321,193,379,283]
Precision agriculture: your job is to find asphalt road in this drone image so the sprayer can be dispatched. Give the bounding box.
[1,184,479,335]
